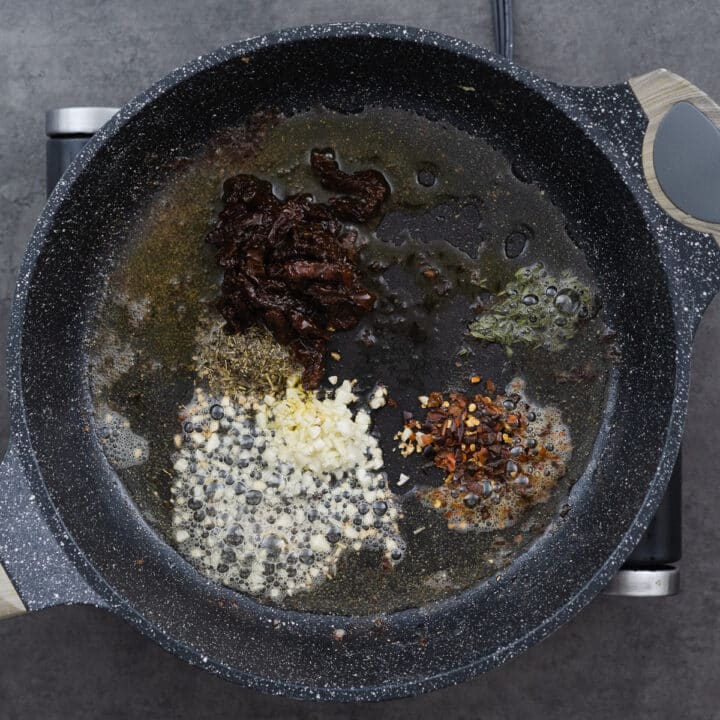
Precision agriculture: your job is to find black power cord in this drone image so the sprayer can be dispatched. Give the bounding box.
[491,0,514,60]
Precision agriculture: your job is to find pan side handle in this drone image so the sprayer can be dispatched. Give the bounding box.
[629,69,720,244]
[0,561,25,619]
[0,441,107,619]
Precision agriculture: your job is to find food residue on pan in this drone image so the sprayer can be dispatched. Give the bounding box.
[89,106,615,614]
[96,405,149,469]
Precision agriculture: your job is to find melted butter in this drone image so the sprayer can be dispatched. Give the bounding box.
[90,107,613,615]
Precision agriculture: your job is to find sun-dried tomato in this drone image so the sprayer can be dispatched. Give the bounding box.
[206,149,390,388]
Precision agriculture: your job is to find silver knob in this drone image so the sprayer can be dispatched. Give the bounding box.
[604,566,680,597]
[45,107,119,137]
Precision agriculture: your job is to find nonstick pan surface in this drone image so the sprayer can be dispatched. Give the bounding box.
[89,101,613,616]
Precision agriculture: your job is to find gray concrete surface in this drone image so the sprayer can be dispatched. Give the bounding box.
[2,1,720,718]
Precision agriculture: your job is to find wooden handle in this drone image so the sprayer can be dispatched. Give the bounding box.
[0,560,26,620]
[629,69,720,243]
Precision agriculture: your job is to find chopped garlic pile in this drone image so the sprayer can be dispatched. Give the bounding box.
[259,378,382,478]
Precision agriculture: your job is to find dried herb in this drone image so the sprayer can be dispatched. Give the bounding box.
[469,263,593,353]
[193,315,301,398]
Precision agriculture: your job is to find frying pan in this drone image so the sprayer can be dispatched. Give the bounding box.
[2,23,720,701]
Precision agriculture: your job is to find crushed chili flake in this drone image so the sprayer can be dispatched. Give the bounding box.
[396,377,572,532]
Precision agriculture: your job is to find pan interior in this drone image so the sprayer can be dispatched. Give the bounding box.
[17,33,677,692]
[89,105,614,615]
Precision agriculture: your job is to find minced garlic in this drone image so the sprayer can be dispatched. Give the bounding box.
[261,377,382,479]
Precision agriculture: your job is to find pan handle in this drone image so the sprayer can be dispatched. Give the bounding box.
[0,562,25,619]
[0,441,107,619]
[629,69,720,244]
[0,108,118,622]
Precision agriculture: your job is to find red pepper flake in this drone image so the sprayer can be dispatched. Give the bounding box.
[396,376,566,530]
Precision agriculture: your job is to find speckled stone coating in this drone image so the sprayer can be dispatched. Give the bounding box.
[1,23,720,701]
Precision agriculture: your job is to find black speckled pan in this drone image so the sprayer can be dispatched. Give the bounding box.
[2,23,720,701]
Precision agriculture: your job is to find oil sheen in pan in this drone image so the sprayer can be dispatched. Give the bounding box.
[88,106,615,615]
